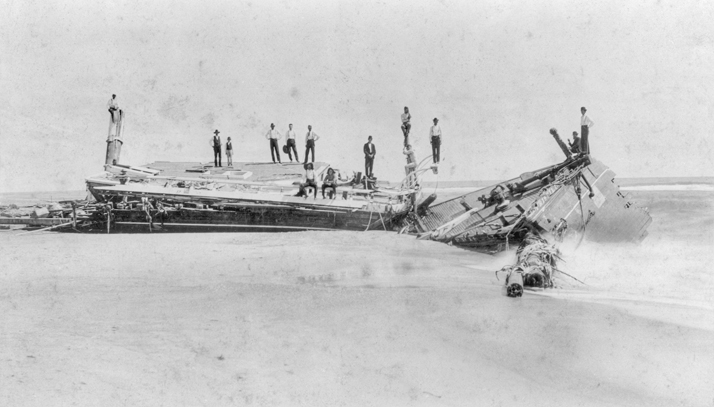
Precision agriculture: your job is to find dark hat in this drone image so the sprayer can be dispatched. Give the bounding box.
[572,131,578,136]
[214,129,220,134]
[581,106,587,111]
[433,118,438,122]
[282,145,288,154]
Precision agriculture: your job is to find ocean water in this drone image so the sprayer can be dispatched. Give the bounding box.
[555,188,714,309]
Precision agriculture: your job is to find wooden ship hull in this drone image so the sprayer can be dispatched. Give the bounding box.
[82,160,414,234]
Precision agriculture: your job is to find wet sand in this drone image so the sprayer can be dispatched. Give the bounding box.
[1,188,713,406]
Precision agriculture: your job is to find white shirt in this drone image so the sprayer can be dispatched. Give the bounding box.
[581,114,594,128]
[430,125,442,137]
[107,98,119,110]
[401,112,411,123]
[286,129,296,140]
[265,129,282,140]
[209,136,221,147]
[305,131,320,143]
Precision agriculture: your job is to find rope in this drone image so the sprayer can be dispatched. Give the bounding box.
[365,208,374,232]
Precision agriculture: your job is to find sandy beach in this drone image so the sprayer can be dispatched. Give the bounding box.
[1,188,712,406]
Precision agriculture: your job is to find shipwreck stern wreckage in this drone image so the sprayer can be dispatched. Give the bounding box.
[398,128,652,296]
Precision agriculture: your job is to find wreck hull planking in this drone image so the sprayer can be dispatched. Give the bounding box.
[84,204,398,234]
[416,157,651,251]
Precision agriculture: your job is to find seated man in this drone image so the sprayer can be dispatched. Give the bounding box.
[321,168,337,199]
[568,131,581,154]
[296,162,318,198]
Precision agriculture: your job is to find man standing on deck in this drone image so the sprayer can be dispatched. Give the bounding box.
[107,94,120,123]
[285,123,299,162]
[430,117,442,163]
[210,129,222,167]
[226,136,233,166]
[363,135,376,178]
[265,123,282,163]
[401,106,411,146]
[580,107,594,154]
[304,125,320,163]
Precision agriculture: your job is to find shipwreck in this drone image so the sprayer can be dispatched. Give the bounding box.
[2,108,652,287]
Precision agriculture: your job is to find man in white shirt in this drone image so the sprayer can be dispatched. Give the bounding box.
[107,94,120,123]
[430,117,442,163]
[285,123,299,162]
[304,125,320,163]
[580,107,594,155]
[363,135,376,178]
[401,106,411,146]
[265,123,282,164]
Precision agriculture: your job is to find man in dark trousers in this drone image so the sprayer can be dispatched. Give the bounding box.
[210,129,222,167]
[363,135,376,177]
[265,123,282,163]
[580,106,594,154]
[304,125,320,163]
[430,117,442,163]
[285,123,299,162]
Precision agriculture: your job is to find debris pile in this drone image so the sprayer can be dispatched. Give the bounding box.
[496,230,562,297]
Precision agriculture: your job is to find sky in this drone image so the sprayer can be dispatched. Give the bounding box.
[1,0,713,192]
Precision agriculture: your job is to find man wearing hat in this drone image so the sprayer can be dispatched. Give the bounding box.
[429,117,442,163]
[580,107,594,154]
[210,129,222,167]
[265,123,282,163]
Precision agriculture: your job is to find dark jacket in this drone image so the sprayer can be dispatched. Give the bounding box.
[363,142,376,158]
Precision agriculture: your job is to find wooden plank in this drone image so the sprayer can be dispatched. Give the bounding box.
[0,217,70,226]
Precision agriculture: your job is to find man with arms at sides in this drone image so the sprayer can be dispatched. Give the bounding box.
[225,136,233,167]
[304,124,320,163]
[265,123,282,164]
[210,129,222,167]
[285,123,299,162]
[430,117,442,163]
[363,135,376,178]
[580,106,594,155]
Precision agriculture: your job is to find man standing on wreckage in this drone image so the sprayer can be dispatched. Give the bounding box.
[580,106,594,154]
